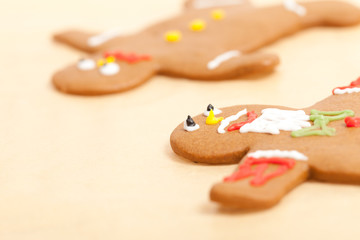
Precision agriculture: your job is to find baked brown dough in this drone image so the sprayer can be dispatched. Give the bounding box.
[53,0,360,95]
[170,79,360,209]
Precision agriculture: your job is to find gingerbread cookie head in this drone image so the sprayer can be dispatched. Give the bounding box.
[171,78,360,209]
[53,1,360,95]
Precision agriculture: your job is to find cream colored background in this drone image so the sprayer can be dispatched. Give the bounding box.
[1,0,360,239]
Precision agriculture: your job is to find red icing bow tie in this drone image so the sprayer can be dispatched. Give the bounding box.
[104,51,151,64]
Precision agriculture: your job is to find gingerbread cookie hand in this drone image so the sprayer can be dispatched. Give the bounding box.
[53,1,360,95]
[171,79,360,209]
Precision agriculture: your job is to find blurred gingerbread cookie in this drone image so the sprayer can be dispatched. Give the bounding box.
[53,0,360,95]
[171,78,360,209]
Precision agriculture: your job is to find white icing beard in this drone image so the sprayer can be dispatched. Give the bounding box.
[193,0,244,9]
[184,121,200,132]
[99,63,120,76]
[218,109,247,134]
[204,108,222,116]
[283,0,307,16]
[77,59,96,71]
[248,150,308,161]
[240,108,310,134]
[207,50,241,70]
[333,87,360,95]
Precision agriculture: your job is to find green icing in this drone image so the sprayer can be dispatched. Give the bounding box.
[291,110,354,138]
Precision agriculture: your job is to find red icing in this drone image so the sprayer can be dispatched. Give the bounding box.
[224,157,296,186]
[104,51,152,64]
[345,117,360,127]
[227,111,258,131]
[332,77,360,95]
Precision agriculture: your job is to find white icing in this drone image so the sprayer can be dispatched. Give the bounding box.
[218,109,247,134]
[248,150,308,161]
[77,59,95,71]
[204,108,222,116]
[193,0,244,9]
[87,28,122,47]
[207,50,241,70]
[184,121,200,132]
[240,108,310,134]
[334,87,360,95]
[283,0,307,16]
[99,63,120,76]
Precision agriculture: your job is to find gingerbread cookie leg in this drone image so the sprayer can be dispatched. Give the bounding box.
[54,29,125,53]
[52,52,158,95]
[210,151,309,209]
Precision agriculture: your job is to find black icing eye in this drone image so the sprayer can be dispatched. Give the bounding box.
[186,115,196,127]
[207,104,214,111]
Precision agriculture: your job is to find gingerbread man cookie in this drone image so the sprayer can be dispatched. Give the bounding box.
[170,78,360,209]
[53,0,360,95]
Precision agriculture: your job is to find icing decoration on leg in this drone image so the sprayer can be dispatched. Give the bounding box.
[211,9,225,20]
[87,28,123,47]
[240,108,310,134]
[184,115,200,132]
[333,77,360,95]
[283,0,307,16]
[345,117,360,128]
[207,50,241,70]
[77,59,96,71]
[189,19,206,31]
[104,51,152,64]
[206,109,224,125]
[164,30,182,42]
[218,109,247,134]
[203,104,222,116]
[291,110,354,137]
[227,111,258,131]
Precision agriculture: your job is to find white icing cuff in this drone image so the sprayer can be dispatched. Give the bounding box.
[333,87,360,95]
[284,0,307,16]
[193,0,244,9]
[184,122,200,132]
[204,108,222,117]
[248,150,308,161]
[88,28,122,47]
[99,63,120,76]
[207,50,241,70]
[77,59,96,71]
[218,109,247,134]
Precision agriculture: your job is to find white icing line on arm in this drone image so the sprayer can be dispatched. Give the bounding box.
[218,109,247,134]
[207,50,241,70]
[334,87,360,95]
[240,108,310,134]
[283,0,307,16]
[87,28,122,47]
[204,108,222,116]
[193,0,244,9]
[248,150,308,161]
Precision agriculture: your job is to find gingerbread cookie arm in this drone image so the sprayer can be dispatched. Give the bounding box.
[184,0,252,10]
[54,29,126,53]
[160,51,280,80]
[210,159,309,209]
[52,55,159,95]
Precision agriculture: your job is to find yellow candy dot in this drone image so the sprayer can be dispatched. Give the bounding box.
[211,9,225,20]
[106,56,116,63]
[164,30,182,42]
[97,59,106,67]
[189,19,206,32]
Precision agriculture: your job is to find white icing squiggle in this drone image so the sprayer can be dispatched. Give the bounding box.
[333,87,360,95]
[193,0,244,9]
[88,28,122,47]
[240,108,310,134]
[218,109,247,134]
[283,0,307,16]
[207,50,241,70]
[99,63,120,76]
[77,59,95,71]
[184,122,200,132]
[204,108,222,116]
[248,150,308,161]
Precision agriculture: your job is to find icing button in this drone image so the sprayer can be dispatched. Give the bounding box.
[164,30,182,42]
[189,19,206,31]
[206,109,224,125]
[211,9,225,20]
